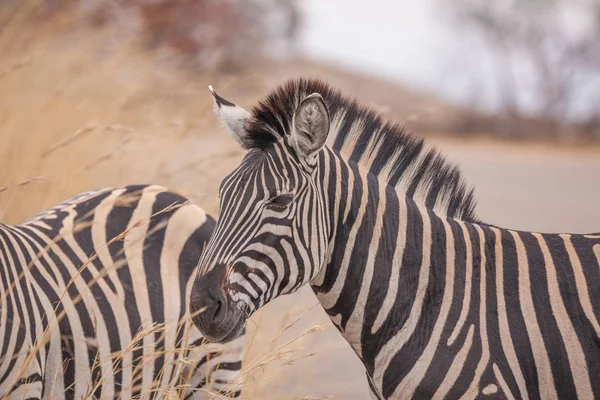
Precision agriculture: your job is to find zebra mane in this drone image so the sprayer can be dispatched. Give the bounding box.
[246,78,478,222]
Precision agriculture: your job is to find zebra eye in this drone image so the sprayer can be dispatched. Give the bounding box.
[266,194,294,209]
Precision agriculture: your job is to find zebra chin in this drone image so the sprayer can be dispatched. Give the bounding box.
[194,311,246,344]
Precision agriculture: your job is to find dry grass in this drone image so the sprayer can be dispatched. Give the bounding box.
[0,1,260,223]
[0,7,348,399]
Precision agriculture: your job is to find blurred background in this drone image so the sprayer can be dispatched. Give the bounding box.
[1,0,599,398]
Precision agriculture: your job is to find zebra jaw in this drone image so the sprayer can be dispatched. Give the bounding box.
[208,85,250,147]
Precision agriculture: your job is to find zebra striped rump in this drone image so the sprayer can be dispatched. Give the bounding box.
[0,185,244,399]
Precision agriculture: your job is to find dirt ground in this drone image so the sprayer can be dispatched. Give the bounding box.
[2,23,600,399]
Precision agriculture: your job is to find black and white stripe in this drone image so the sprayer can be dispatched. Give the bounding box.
[191,79,600,399]
[1,184,244,399]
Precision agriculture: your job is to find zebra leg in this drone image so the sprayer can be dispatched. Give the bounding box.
[181,326,246,399]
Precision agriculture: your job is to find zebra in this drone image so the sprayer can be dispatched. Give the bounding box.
[0,184,244,399]
[190,79,600,399]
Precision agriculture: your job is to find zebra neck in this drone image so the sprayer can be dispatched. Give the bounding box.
[311,164,486,373]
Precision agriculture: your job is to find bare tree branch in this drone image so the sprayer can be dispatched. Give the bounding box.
[450,0,600,124]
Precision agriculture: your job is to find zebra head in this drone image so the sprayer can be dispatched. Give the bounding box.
[190,82,332,342]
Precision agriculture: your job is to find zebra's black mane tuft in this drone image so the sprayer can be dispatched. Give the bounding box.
[246,78,478,222]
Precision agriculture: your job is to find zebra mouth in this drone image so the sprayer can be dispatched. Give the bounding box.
[211,301,249,343]
[200,309,246,343]
[192,300,247,344]
[217,314,246,343]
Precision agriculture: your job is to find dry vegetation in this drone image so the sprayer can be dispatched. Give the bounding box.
[0,4,357,399]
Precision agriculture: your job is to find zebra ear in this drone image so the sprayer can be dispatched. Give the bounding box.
[291,93,330,158]
[209,85,251,147]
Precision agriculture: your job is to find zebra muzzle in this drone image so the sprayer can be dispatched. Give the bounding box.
[190,266,244,343]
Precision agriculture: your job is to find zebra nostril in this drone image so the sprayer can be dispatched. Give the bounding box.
[212,295,224,320]
[193,288,228,326]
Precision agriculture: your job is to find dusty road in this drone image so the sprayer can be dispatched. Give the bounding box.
[184,134,600,399]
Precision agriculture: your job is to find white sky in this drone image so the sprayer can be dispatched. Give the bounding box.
[298,0,599,121]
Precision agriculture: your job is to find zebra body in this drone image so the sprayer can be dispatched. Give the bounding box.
[0,185,244,399]
[311,188,600,399]
[190,79,600,399]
